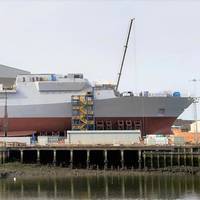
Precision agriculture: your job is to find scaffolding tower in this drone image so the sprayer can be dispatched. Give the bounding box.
[71,91,95,130]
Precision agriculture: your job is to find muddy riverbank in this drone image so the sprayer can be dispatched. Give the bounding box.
[0,163,200,179]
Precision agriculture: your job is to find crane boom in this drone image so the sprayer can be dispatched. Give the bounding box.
[116,18,134,91]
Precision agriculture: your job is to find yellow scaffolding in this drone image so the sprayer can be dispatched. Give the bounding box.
[71,92,95,130]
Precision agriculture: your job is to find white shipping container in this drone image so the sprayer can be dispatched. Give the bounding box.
[145,138,156,145]
[37,136,48,146]
[145,135,168,145]
[66,130,141,145]
[48,136,59,144]
[155,137,168,145]
[0,137,31,146]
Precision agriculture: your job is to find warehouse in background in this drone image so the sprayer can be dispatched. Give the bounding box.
[0,64,30,88]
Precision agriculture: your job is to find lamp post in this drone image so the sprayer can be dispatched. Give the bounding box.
[190,79,200,144]
[3,89,8,137]
[193,97,199,144]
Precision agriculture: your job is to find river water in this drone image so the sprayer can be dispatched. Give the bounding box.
[0,174,200,199]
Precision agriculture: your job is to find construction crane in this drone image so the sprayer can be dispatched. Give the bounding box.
[116,18,135,91]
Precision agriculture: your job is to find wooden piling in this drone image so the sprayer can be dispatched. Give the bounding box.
[170,152,173,168]
[164,153,166,169]
[184,148,187,167]
[37,150,40,164]
[70,150,73,169]
[20,150,23,163]
[138,150,142,170]
[53,150,56,166]
[198,148,200,167]
[3,145,200,171]
[157,154,160,169]
[150,151,153,169]
[121,150,124,170]
[143,151,146,170]
[191,148,194,167]
[2,151,5,164]
[104,150,108,170]
[177,149,180,167]
[87,150,90,169]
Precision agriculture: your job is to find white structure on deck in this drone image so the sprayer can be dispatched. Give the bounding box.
[66,130,141,145]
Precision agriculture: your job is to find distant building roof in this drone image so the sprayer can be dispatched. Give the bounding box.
[0,64,30,78]
[173,119,194,126]
[173,119,194,131]
[0,64,30,87]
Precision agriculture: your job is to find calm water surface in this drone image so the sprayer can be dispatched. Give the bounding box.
[0,174,200,199]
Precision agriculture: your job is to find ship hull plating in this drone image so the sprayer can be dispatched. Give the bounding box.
[0,94,193,136]
[0,116,176,136]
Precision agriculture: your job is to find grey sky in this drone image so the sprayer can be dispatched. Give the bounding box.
[0,0,199,119]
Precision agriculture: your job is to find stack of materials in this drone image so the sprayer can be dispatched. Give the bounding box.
[144,135,168,145]
[0,137,31,146]
[172,128,199,144]
[169,135,185,145]
[37,136,48,146]
[37,136,65,146]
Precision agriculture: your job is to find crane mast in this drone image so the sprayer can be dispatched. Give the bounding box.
[116,18,134,91]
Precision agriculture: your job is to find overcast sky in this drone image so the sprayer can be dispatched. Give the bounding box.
[0,0,199,119]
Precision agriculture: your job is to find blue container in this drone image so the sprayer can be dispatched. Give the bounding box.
[51,74,57,81]
[31,133,36,144]
[143,91,149,97]
[173,91,181,97]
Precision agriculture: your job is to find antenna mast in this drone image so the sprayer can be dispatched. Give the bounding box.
[4,89,8,137]
[116,18,134,91]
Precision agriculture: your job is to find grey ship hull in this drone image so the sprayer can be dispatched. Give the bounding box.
[0,96,193,136]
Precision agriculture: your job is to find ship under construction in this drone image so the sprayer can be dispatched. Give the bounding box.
[0,67,192,136]
[0,19,193,136]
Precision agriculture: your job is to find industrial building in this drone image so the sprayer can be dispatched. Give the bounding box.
[0,64,30,88]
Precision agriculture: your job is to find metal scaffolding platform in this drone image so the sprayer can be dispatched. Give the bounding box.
[71,92,95,130]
